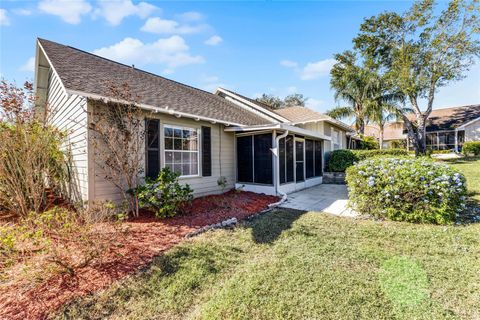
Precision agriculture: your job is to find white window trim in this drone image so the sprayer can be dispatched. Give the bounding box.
[163,124,200,178]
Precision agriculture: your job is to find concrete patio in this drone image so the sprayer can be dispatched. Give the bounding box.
[279,184,357,217]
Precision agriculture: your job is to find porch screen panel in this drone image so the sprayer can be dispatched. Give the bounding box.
[253,133,273,184]
[285,135,294,183]
[314,140,322,177]
[279,138,286,184]
[146,119,160,179]
[237,136,253,183]
[305,139,314,179]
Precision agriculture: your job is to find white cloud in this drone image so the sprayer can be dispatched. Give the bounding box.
[38,0,92,24]
[141,16,207,34]
[306,98,324,110]
[280,60,298,68]
[92,36,204,71]
[204,35,222,46]
[20,57,35,72]
[0,9,10,26]
[200,75,226,92]
[94,0,157,26]
[177,11,203,22]
[300,58,336,80]
[13,8,32,16]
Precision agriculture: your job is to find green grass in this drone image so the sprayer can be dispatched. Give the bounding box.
[55,157,480,320]
[56,210,480,320]
[447,157,480,201]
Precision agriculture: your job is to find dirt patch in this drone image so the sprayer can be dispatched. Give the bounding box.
[0,191,278,320]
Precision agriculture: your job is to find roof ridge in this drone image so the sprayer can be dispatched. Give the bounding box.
[431,104,480,112]
[37,38,224,99]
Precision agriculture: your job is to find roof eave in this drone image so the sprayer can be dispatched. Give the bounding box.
[224,123,332,141]
[66,88,246,127]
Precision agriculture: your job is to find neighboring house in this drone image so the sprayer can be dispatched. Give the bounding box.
[364,122,407,149]
[364,105,480,151]
[33,38,353,205]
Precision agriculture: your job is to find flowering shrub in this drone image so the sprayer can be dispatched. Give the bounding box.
[346,157,467,224]
[133,167,193,218]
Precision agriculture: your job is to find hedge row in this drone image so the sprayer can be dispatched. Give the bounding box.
[327,149,409,172]
[346,157,467,224]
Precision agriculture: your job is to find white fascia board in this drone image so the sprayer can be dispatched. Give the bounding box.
[291,118,354,132]
[65,88,245,127]
[457,116,480,129]
[216,87,289,123]
[225,123,332,141]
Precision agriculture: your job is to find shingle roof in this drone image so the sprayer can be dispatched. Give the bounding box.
[38,38,271,126]
[221,89,276,111]
[273,106,329,123]
[423,105,480,131]
[365,122,406,140]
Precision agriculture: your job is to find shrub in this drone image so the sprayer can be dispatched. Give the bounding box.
[327,150,358,172]
[134,167,193,218]
[358,135,379,150]
[462,141,480,156]
[346,157,467,224]
[0,81,71,218]
[327,149,409,172]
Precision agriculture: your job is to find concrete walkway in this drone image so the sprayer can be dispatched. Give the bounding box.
[279,184,357,217]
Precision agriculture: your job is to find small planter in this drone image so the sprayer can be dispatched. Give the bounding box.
[323,172,346,184]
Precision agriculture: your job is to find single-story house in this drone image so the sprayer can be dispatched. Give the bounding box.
[364,105,480,151]
[364,122,407,149]
[33,38,353,205]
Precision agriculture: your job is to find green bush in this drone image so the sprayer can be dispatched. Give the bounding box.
[327,149,409,172]
[358,135,379,150]
[134,167,194,218]
[327,150,358,172]
[346,157,467,224]
[462,141,480,156]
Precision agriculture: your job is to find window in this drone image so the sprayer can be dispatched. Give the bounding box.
[237,135,253,183]
[164,125,199,177]
[305,139,314,179]
[236,133,273,185]
[146,119,160,179]
[254,133,273,184]
[332,129,340,150]
[314,140,322,177]
[279,135,295,184]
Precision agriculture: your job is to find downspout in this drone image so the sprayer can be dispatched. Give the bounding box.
[269,129,289,207]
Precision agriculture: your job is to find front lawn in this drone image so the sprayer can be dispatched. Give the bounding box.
[57,209,480,319]
[447,157,480,201]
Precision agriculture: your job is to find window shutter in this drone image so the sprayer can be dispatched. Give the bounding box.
[145,119,160,179]
[202,126,212,176]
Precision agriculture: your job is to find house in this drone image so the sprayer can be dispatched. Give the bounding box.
[364,122,407,149]
[33,38,353,205]
[364,105,480,151]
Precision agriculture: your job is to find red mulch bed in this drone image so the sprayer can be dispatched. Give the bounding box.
[0,191,278,320]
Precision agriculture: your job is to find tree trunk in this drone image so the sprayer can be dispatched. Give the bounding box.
[416,115,427,156]
[356,117,365,135]
[379,128,384,150]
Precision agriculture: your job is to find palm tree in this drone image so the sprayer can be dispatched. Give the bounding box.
[365,77,406,149]
[327,51,378,135]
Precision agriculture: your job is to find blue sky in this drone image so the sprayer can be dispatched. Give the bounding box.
[0,0,478,113]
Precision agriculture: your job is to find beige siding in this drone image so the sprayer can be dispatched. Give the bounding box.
[46,71,89,204]
[90,103,236,201]
[464,119,480,142]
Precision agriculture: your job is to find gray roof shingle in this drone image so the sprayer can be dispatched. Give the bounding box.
[38,38,272,126]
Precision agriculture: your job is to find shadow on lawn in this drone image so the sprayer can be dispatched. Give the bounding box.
[249,208,306,244]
